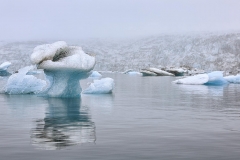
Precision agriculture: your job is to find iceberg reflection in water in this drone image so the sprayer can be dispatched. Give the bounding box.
[31,98,96,150]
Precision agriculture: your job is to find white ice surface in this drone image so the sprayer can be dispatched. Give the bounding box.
[173,74,209,85]
[31,41,68,64]
[5,66,46,94]
[31,42,95,72]
[173,71,229,85]
[82,78,114,94]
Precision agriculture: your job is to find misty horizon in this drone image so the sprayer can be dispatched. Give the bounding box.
[0,0,240,41]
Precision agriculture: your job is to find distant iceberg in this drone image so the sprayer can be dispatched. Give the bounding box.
[0,61,12,76]
[89,71,102,78]
[82,78,114,94]
[140,68,174,76]
[173,71,228,86]
[30,41,95,97]
[126,71,142,76]
[224,75,240,84]
[5,66,46,94]
[0,61,11,71]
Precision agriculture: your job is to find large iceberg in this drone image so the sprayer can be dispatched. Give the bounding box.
[82,78,114,94]
[173,71,228,86]
[224,75,240,84]
[5,66,46,94]
[30,41,95,97]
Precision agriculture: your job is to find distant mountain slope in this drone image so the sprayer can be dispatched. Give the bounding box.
[0,33,240,74]
[81,33,240,74]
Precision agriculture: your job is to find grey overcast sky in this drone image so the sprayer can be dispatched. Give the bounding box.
[0,0,240,40]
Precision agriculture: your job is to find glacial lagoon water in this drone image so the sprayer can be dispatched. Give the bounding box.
[1,73,240,160]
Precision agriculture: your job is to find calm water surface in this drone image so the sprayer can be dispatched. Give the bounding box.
[0,73,240,160]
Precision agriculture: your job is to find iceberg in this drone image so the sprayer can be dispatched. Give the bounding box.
[82,78,114,94]
[173,71,229,86]
[0,61,12,76]
[173,74,209,85]
[142,68,174,76]
[140,69,157,76]
[89,71,102,78]
[204,71,228,85]
[166,68,185,76]
[5,66,47,94]
[224,75,240,84]
[30,41,95,97]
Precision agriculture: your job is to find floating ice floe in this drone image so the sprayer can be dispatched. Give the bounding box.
[173,71,228,86]
[31,41,95,97]
[224,75,240,84]
[82,78,114,94]
[126,71,142,76]
[5,66,47,94]
[89,71,102,78]
[165,68,185,76]
[0,61,12,76]
[140,68,174,76]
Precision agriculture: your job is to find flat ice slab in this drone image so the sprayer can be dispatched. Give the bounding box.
[82,78,114,94]
[173,71,228,86]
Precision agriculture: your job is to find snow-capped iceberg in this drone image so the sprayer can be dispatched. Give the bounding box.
[173,71,228,86]
[5,66,46,94]
[82,78,114,94]
[89,71,102,78]
[31,41,96,97]
[224,75,240,84]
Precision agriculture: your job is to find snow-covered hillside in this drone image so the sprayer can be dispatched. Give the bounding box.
[80,33,240,74]
[1,32,240,74]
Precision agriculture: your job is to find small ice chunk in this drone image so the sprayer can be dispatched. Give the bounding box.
[82,78,114,94]
[89,71,102,78]
[224,75,240,84]
[126,71,142,76]
[5,66,46,94]
[0,61,11,71]
[173,74,209,85]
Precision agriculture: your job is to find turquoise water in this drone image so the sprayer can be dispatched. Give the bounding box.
[1,73,240,159]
